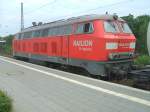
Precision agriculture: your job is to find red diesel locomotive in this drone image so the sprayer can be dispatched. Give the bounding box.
[13,14,136,78]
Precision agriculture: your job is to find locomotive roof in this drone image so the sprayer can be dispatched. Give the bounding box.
[20,14,125,33]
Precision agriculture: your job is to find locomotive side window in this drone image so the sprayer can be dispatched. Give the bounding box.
[48,27,56,36]
[104,21,118,33]
[65,25,72,35]
[15,34,19,39]
[57,26,64,35]
[41,29,49,37]
[23,32,27,38]
[28,32,32,38]
[76,22,93,34]
[33,30,41,37]
[119,22,132,34]
[18,34,21,39]
[20,33,24,39]
[18,33,22,39]
[24,32,32,38]
[48,28,53,36]
[48,25,72,36]
[52,27,57,36]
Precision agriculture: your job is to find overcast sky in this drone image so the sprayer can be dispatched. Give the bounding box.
[0,0,150,36]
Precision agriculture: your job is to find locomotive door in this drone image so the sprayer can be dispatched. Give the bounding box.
[61,36,69,64]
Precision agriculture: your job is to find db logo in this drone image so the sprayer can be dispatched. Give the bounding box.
[73,40,93,47]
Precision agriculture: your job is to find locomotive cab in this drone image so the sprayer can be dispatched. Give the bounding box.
[100,15,136,78]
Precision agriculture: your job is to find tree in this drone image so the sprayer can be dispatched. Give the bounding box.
[134,15,150,54]
[0,35,14,55]
[122,14,150,54]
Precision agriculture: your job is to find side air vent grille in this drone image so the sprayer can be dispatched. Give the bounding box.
[40,43,47,53]
[18,42,21,51]
[22,42,26,51]
[51,42,57,54]
[33,43,39,52]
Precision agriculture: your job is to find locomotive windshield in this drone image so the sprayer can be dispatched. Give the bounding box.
[104,21,118,33]
[104,21,132,34]
[119,22,132,34]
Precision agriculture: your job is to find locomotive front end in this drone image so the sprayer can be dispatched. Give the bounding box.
[103,15,136,78]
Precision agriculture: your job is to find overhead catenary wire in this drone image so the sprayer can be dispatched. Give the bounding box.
[74,0,134,15]
[44,0,135,22]
[24,0,58,15]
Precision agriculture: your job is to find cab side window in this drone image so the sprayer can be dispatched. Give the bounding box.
[76,24,84,34]
[76,22,94,34]
[84,23,91,33]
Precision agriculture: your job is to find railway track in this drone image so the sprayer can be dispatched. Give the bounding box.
[13,56,150,91]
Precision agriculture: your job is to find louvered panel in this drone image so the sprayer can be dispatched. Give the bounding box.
[51,42,57,54]
[33,43,39,53]
[40,43,47,53]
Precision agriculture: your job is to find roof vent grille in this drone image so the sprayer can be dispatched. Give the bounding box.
[38,22,43,26]
[32,22,37,26]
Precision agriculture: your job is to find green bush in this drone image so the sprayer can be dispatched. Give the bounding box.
[0,90,12,112]
[0,35,13,56]
[134,55,150,66]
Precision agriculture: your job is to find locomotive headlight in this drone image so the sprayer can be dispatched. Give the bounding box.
[129,52,134,57]
[108,53,118,60]
[129,42,135,49]
[106,42,118,50]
